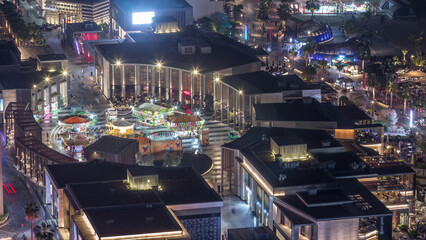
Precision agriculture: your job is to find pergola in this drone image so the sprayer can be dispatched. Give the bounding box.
[6,102,76,185]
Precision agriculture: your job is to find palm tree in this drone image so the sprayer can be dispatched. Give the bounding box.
[35,222,54,240]
[24,202,40,240]
[335,61,345,78]
[277,1,292,24]
[366,76,380,101]
[401,49,409,64]
[387,80,396,108]
[401,87,411,114]
[288,48,298,67]
[305,0,320,17]
[344,20,358,38]
[407,32,423,57]
[356,45,370,72]
[302,38,316,65]
[317,60,328,81]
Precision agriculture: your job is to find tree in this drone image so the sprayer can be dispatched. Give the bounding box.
[401,87,411,113]
[335,60,345,78]
[387,80,396,108]
[210,12,231,36]
[257,1,270,23]
[99,22,109,33]
[344,20,358,38]
[317,60,328,81]
[197,17,214,31]
[378,14,387,34]
[305,0,320,17]
[288,48,298,67]
[302,38,316,65]
[362,9,372,30]
[35,222,54,240]
[408,32,423,57]
[412,55,426,67]
[24,202,40,240]
[356,45,370,72]
[277,1,292,23]
[366,76,380,101]
[401,49,409,64]
[302,64,317,82]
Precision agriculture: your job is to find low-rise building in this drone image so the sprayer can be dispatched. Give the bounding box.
[221,126,416,239]
[45,160,223,240]
[84,135,139,164]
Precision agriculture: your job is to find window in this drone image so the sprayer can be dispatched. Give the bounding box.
[348,194,372,210]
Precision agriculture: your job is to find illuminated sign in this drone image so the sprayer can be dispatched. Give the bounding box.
[132,12,155,25]
[183,90,191,96]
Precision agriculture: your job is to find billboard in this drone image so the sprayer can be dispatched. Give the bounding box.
[132,12,155,25]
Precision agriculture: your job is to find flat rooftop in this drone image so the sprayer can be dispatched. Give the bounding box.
[66,22,101,33]
[278,178,391,220]
[85,205,182,238]
[224,127,341,188]
[47,160,222,204]
[85,135,137,155]
[220,72,312,95]
[95,31,260,73]
[37,54,67,61]
[112,0,191,11]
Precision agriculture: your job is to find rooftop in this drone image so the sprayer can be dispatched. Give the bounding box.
[0,71,46,90]
[277,178,391,220]
[37,54,67,61]
[66,22,101,33]
[316,151,372,178]
[46,160,222,204]
[85,136,137,154]
[112,0,191,11]
[228,227,279,240]
[95,32,260,73]
[220,72,310,95]
[335,105,371,121]
[84,205,182,238]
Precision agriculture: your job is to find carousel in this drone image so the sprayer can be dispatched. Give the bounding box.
[107,118,135,136]
[59,115,92,132]
[59,132,91,160]
[133,103,174,127]
[167,114,204,138]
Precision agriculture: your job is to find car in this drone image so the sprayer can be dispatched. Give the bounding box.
[228,130,239,140]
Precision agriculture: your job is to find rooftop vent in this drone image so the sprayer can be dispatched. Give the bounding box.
[275,154,283,162]
[307,186,317,196]
[145,217,154,223]
[320,140,331,147]
[278,174,287,182]
[85,23,93,30]
[262,134,269,142]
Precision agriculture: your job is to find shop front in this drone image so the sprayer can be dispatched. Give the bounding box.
[167,115,204,138]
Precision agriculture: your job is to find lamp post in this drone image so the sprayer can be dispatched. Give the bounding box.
[157,62,162,99]
[62,70,69,106]
[214,76,220,116]
[191,69,199,112]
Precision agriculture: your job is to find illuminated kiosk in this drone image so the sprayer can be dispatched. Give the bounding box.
[133,103,174,127]
[59,132,91,159]
[108,118,134,136]
[59,115,92,132]
[106,108,118,122]
[167,115,204,138]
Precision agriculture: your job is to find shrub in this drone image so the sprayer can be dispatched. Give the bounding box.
[398,224,409,232]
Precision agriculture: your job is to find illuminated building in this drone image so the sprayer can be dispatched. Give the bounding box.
[212,72,321,130]
[132,103,174,127]
[43,0,109,25]
[252,99,385,154]
[92,29,262,110]
[221,127,414,239]
[44,161,223,240]
[110,0,193,38]
[309,38,371,64]
[65,22,102,63]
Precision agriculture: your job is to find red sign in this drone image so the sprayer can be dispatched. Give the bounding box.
[183,90,191,96]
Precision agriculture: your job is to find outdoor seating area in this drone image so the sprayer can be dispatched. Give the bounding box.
[373,191,408,205]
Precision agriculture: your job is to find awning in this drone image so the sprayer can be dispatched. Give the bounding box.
[37,99,44,104]
[51,92,60,98]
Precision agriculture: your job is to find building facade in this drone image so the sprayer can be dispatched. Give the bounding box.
[44,0,109,25]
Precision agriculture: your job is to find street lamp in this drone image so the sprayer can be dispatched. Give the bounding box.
[45,77,50,82]
[33,84,37,89]
[214,76,220,82]
[238,90,243,95]
[156,61,162,98]
[62,70,68,76]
